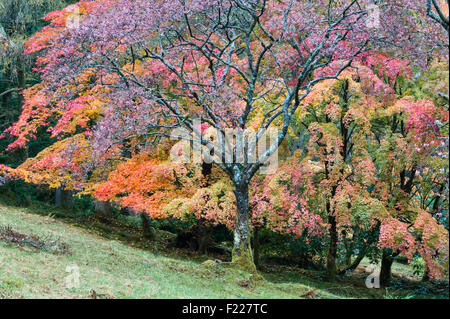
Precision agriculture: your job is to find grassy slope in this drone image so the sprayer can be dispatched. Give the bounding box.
[0,201,447,299]
[0,202,333,299]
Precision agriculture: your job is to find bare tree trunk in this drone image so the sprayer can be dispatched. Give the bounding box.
[55,188,62,207]
[232,183,257,274]
[253,226,260,267]
[380,249,395,286]
[198,229,209,255]
[343,230,353,267]
[62,190,74,210]
[24,193,32,207]
[140,213,155,240]
[326,214,338,281]
[422,269,430,282]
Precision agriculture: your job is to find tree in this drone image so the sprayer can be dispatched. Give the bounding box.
[374,96,449,285]
[252,63,395,280]
[2,0,446,275]
[0,0,75,163]
[5,0,373,272]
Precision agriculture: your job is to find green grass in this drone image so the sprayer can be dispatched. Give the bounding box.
[0,200,447,299]
[0,201,325,298]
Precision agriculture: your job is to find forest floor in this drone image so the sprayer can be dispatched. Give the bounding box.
[0,199,448,299]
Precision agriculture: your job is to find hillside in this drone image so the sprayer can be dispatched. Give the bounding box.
[0,201,447,299]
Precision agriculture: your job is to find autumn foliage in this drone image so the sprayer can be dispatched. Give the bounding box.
[0,0,448,280]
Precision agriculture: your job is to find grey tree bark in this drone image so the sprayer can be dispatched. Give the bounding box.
[232,183,257,274]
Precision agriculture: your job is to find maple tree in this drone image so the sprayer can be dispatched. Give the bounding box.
[373,97,449,284]
[0,0,76,166]
[1,0,447,277]
[2,0,375,272]
[366,52,449,284]
[250,51,448,281]
[251,63,395,280]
